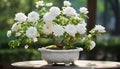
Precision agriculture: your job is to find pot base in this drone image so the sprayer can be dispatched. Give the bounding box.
[47,62,75,66]
[38,47,83,66]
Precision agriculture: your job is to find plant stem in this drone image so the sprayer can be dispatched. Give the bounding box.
[52,33,63,48]
[39,33,64,48]
[40,34,49,38]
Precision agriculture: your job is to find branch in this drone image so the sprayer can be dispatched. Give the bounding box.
[37,34,49,38]
[52,33,63,48]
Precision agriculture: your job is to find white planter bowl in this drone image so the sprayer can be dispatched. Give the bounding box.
[38,47,83,66]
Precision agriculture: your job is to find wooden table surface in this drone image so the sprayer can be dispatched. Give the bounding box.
[11,60,120,69]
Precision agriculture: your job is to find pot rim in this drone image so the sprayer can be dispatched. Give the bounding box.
[38,47,83,52]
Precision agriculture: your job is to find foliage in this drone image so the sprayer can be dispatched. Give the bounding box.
[0,48,40,63]
[0,0,86,48]
[96,36,120,46]
[7,0,105,50]
[0,0,37,30]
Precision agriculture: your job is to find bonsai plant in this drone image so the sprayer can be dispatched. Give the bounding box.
[7,0,106,66]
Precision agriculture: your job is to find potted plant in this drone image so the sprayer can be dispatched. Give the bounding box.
[7,0,106,66]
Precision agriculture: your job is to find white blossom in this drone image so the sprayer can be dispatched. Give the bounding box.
[62,7,66,10]
[76,24,86,34]
[94,25,106,33]
[15,32,21,37]
[43,12,56,23]
[53,25,65,36]
[79,19,87,26]
[89,41,96,50]
[28,11,39,22]
[79,7,89,14]
[36,1,44,8]
[63,1,71,7]
[63,7,76,16]
[50,7,61,16]
[65,24,77,37]
[46,3,53,7]
[7,30,11,37]
[33,38,38,42]
[11,23,21,32]
[26,27,38,38]
[24,45,29,49]
[88,34,92,38]
[43,23,54,34]
[14,12,27,22]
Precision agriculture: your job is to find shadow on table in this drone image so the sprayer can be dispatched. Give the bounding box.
[11,64,120,69]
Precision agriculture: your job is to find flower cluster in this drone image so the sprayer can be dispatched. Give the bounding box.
[7,0,105,50]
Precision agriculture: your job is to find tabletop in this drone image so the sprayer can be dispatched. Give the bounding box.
[11,60,120,69]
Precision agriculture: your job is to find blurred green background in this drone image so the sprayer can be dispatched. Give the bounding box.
[0,0,120,68]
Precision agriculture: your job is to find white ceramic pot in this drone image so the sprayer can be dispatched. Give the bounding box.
[38,47,83,66]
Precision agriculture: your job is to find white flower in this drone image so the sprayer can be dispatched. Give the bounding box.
[89,41,96,50]
[24,45,29,49]
[43,23,54,34]
[46,3,53,7]
[26,27,38,38]
[76,24,86,34]
[88,34,92,38]
[15,32,21,37]
[28,11,39,22]
[7,30,11,37]
[33,38,38,42]
[11,23,21,32]
[79,7,89,14]
[53,25,65,36]
[63,1,71,7]
[94,25,106,33]
[36,1,44,8]
[65,25,77,37]
[50,7,61,16]
[63,7,76,16]
[43,12,56,23]
[62,7,66,10]
[79,19,87,26]
[14,12,27,22]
